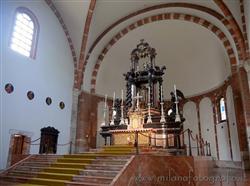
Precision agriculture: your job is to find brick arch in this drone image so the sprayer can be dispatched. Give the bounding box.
[90,13,237,93]
[81,3,245,90]
[213,0,247,61]
[239,0,250,59]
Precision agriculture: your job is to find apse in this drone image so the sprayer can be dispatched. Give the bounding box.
[96,20,231,99]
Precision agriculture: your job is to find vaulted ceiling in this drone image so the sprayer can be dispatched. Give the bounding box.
[52,0,250,98]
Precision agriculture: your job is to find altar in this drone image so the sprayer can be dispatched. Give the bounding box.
[110,128,156,146]
[100,40,186,152]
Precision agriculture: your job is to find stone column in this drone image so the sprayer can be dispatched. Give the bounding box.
[75,92,90,153]
[70,88,80,153]
[231,65,250,169]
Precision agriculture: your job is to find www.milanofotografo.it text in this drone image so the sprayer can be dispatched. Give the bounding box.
[132,170,245,184]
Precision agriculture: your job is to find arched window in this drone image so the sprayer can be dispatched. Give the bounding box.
[219,97,227,121]
[10,7,39,59]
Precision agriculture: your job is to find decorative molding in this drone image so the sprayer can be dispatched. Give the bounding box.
[75,0,96,89]
[239,0,250,60]
[213,0,247,60]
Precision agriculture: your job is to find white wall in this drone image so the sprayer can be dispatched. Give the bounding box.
[183,101,199,156]
[95,20,230,99]
[199,98,217,159]
[216,122,231,161]
[1,1,74,169]
[226,86,241,161]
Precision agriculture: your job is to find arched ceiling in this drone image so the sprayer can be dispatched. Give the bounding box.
[51,0,244,64]
[52,0,90,61]
[50,0,249,95]
[95,20,231,99]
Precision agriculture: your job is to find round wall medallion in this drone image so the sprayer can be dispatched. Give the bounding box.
[5,83,14,94]
[59,101,65,109]
[27,91,34,100]
[46,97,52,105]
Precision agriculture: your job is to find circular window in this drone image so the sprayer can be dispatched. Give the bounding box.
[46,97,52,105]
[5,83,14,94]
[27,91,34,100]
[59,101,65,109]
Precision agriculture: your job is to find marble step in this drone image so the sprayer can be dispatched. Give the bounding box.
[66,181,109,186]
[14,165,48,172]
[91,159,128,165]
[50,162,88,169]
[43,167,82,174]
[6,170,37,178]
[72,175,113,184]
[0,179,22,186]
[79,169,119,177]
[98,151,132,155]
[0,175,29,183]
[36,172,74,180]
[29,155,62,160]
[20,161,53,167]
[85,164,123,171]
[57,158,94,163]
[95,155,131,160]
[102,147,134,150]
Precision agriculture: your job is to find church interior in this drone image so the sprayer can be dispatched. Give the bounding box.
[1,0,250,185]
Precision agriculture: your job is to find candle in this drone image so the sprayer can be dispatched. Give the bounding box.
[104,94,107,108]
[113,92,115,107]
[160,85,163,102]
[174,84,177,98]
[121,89,123,105]
[148,85,150,103]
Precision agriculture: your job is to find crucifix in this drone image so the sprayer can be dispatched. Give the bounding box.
[133,92,143,111]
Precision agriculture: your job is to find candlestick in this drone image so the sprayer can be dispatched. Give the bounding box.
[174,84,177,98]
[104,94,107,108]
[110,92,116,125]
[101,94,108,127]
[173,85,181,122]
[160,85,163,102]
[148,85,150,103]
[113,92,115,106]
[121,89,123,105]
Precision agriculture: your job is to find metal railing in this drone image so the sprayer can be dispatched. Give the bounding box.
[134,128,211,156]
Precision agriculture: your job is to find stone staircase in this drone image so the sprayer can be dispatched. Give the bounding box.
[0,154,62,185]
[68,155,132,186]
[0,145,134,186]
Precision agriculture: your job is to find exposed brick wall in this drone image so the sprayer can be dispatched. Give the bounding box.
[231,67,250,154]
[239,0,250,59]
[75,0,96,89]
[75,91,113,151]
[213,0,247,61]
